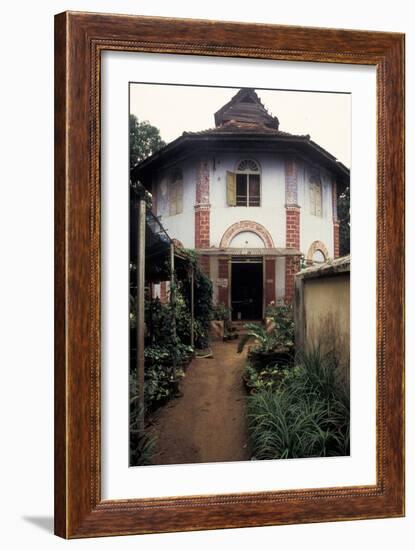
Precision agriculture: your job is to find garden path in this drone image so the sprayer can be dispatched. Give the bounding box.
[149,340,250,465]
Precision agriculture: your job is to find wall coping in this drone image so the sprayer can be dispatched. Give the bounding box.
[297,255,350,280]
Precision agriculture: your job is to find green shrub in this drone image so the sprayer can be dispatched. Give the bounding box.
[265,303,295,350]
[144,345,171,365]
[212,304,231,321]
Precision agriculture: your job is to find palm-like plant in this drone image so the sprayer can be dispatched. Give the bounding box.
[237,323,278,354]
[238,305,295,356]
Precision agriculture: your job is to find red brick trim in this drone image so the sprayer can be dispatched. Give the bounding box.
[333,223,340,259]
[284,157,301,304]
[219,220,274,248]
[284,256,301,304]
[332,181,338,223]
[217,257,229,306]
[285,206,300,249]
[195,209,210,248]
[195,159,210,248]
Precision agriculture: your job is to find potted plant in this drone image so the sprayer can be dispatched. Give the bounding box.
[210,304,231,341]
[237,306,295,369]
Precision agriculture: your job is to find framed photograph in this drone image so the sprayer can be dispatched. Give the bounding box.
[54,11,405,538]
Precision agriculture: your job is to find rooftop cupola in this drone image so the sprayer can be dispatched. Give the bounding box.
[214,88,279,130]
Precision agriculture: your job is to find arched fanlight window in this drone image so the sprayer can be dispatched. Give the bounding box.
[169,169,183,216]
[306,240,329,265]
[227,159,261,207]
[236,159,260,172]
[312,249,326,264]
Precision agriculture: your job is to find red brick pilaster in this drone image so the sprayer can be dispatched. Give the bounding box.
[195,207,210,248]
[284,256,301,304]
[195,158,210,247]
[285,206,300,249]
[332,181,340,258]
[217,257,229,307]
[195,158,211,276]
[284,158,301,304]
[333,222,340,258]
[265,259,276,306]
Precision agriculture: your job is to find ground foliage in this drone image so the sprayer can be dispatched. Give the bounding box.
[246,347,350,460]
[129,250,213,464]
[129,396,157,466]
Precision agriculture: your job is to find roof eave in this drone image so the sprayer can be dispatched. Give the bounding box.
[131,133,350,181]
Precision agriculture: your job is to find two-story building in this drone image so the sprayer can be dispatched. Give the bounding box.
[131,88,349,320]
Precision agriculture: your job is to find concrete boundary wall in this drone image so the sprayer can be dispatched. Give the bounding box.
[294,256,350,373]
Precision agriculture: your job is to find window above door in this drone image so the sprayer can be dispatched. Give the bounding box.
[227,159,261,207]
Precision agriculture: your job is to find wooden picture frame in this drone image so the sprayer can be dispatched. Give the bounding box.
[54,11,405,538]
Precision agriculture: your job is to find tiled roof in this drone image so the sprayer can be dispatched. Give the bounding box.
[130,88,350,178]
[182,120,310,138]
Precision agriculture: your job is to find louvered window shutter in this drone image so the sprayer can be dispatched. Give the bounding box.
[226,171,236,206]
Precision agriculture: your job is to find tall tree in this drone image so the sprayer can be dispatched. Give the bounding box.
[338,186,350,256]
[129,114,166,168]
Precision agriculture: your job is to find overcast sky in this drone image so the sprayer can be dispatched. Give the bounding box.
[130,83,351,167]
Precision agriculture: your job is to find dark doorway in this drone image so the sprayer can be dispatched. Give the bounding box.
[231,259,263,320]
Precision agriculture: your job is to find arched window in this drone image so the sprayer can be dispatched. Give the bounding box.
[232,159,261,207]
[169,169,183,215]
[237,159,259,172]
[306,241,329,265]
[309,170,322,217]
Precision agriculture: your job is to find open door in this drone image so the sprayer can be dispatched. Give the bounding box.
[231,257,263,320]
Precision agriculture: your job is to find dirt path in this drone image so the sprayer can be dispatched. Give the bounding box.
[149,340,250,465]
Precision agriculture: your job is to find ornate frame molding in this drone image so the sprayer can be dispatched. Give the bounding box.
[55,11,405,538]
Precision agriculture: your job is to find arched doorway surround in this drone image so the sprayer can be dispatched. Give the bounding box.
[219,220,274,249]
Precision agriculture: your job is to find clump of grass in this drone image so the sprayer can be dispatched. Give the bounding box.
[246,348,349,460]
[129,398,157,466]
[130,428,157,466]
